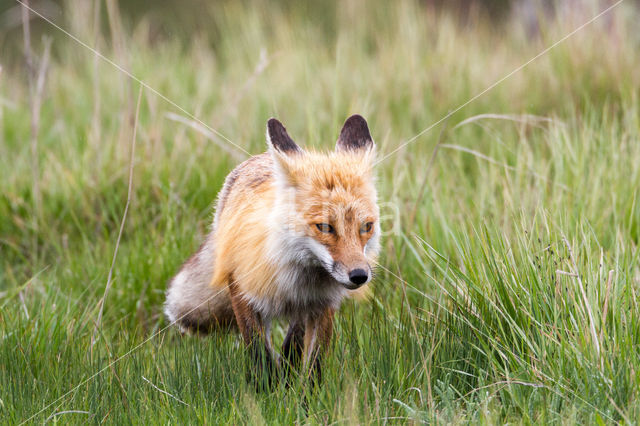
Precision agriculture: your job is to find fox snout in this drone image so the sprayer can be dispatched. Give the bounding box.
[334,262,371,289]
[315,232,375,290]
[348,268,369,286]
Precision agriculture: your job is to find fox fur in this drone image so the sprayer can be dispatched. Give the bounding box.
[164,114,380,380]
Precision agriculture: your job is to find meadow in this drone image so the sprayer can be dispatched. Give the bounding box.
[1,0,639,423]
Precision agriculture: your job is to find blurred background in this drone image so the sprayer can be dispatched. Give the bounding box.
[1,0,637,56]
[1,0,638,63]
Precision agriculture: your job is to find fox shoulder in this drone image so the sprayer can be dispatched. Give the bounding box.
[212,153,274,227]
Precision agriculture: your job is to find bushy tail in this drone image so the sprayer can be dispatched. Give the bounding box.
[164,233,235,334]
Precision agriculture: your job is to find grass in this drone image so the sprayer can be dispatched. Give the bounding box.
[1,0,639,423]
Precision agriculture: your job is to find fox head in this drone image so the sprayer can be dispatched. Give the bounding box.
[266,115,380,290]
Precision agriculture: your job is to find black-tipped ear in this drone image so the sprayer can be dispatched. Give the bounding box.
[267,118,301,154]
[336,115,374,152]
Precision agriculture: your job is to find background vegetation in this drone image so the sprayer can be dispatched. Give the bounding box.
[1,0,639,423]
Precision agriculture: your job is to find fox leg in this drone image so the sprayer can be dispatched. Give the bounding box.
[281,321,304,384]
[283,322,304,364]
[303,307,335,385]
[228,281,277,390]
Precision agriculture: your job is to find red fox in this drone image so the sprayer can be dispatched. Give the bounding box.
[164,115,380,384]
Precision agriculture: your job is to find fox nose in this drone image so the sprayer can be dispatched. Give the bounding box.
[348,269,369,286]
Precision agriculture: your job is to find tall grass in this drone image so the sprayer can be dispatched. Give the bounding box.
[1,0,639,423]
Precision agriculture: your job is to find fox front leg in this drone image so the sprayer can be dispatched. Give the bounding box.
[303,307,335,386]
[281,321,304,385]
[228,282,277,391]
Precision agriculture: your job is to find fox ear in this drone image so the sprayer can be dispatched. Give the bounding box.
[266,118,302,154]
[336,115,374,152]
[266,118,301,187]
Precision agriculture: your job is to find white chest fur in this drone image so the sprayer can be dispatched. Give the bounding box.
[245,260,347,320]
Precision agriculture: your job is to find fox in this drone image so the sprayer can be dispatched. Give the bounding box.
[164,114,380,385]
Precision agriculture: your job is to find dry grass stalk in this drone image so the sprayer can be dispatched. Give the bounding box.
[91,85,144,348]
[563,237,601,358]
[21,0,51,236]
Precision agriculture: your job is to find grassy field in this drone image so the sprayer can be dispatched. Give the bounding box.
[1,0,640,423]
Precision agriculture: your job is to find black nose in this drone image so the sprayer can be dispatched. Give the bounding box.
[348,269,369,285]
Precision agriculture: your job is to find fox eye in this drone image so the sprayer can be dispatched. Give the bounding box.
[316,223,334,234]
[360,222,373,234]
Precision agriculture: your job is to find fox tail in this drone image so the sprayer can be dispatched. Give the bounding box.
[164,233,235,334]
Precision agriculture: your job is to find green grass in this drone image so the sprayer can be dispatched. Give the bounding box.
[1,0,640,423]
